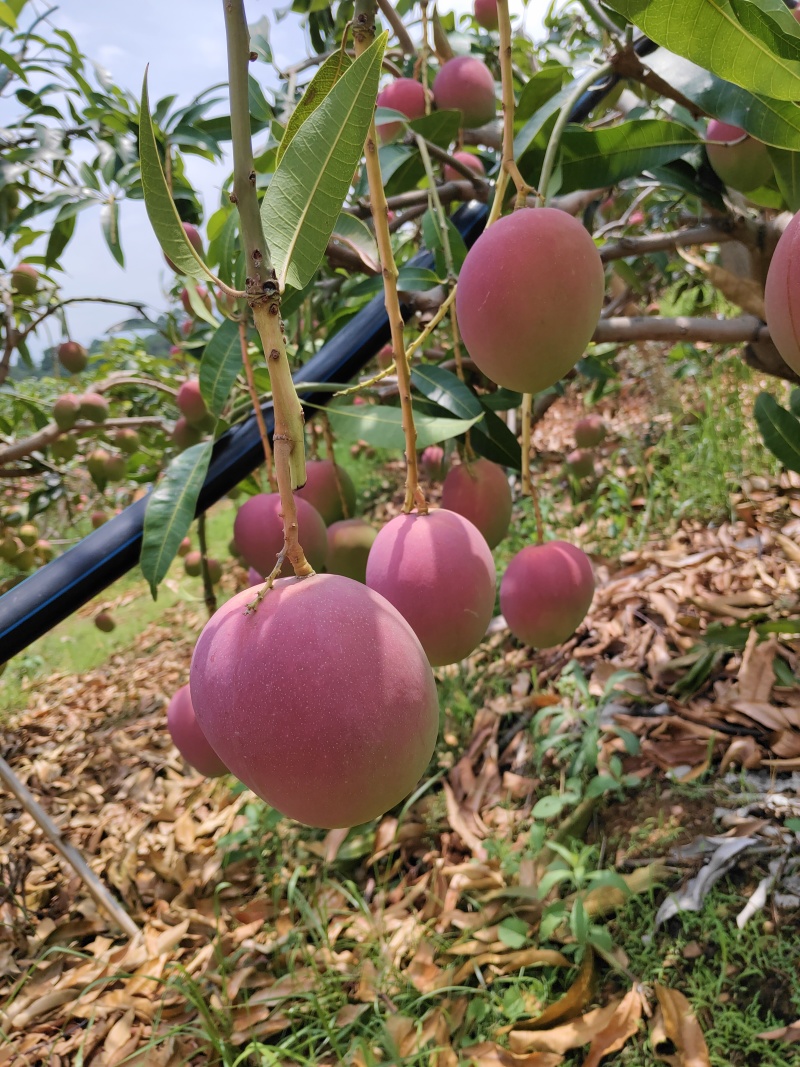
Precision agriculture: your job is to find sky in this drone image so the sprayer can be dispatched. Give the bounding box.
[4,0,546,354]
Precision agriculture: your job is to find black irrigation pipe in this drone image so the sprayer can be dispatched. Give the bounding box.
[0,40,656,664]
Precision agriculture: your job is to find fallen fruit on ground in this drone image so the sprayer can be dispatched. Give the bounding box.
[433,56,496,128]
[233,492,328,577]
[456,208,605,394]
[764,209,800,376]
[190,575,439,827]
[94,611,115,633]
[177,536,191,557]
[574,414,606,448]
[375,77,426,142]
[57,341,88,374]
[440,457,512,550]
[705,119,772,193]
[184,551,203,577]
[167,684,228,777]
[500,540,595,649]
[206,558,222,584]
[295,459,357,525]
[366,508,496,666]
[326,518,377,583]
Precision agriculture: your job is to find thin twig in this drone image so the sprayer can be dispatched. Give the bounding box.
[354,0,426,514]
[239,321,277,491]
[197,512,218,618]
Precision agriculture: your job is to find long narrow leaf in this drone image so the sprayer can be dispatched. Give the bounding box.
[260,33,387,291]
[200,319,242,417]
[141,442,213,597]
[278,51,352,164]
[139,69,207,281]
[754,391,800,474]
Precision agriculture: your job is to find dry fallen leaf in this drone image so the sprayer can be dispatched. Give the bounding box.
[581,986,644,1066]
[509,1002,622,1054]
[652,985,711,1066]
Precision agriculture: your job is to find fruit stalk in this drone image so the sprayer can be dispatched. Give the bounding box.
[223,0,311,577]
[334,288,457,398]
[490,0,532,220]
[354,0,425,514]
[321,413,351,519]
[239,321,277,492]
[197,512,218,618]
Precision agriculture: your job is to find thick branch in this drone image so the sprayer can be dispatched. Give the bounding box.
[600,218,766,262]
[592,315,769,345]
[612,47,704,118]
[0,416,165,466]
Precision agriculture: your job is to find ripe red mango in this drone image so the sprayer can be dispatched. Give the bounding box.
[366,509,496,666]
[440,458,512,550]
[456,208,605,395]
[433,56,496,129]
[167,684,227,778]
[500,541,594,649]
[233,492,328,577]
[190,576,439,827]
[295,460,356,525]
[376,77,427,143]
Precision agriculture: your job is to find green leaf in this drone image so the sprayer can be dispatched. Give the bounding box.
[519,120,699,195]
[278,51,352,165]
[396,266,441,291]
[515,82,573,159]
[100,198,124,266]
[184,278,218,327]
[141,442,213,598]
[754,391,800,473]
[260,32,387,291]
[326,402,481,450]
[497,918,528,950]
[516,65,568,123]
[331,211,379,271]
[790,387,800,417]
[199,319,242,417]
[0,2,17,28]
[644,49,800,150]
[472,401,523,470]
[769,147,800,210]
[605,0,800,101]
[407,108,462,148]
[411,364,483,420]
[139,69,206,281]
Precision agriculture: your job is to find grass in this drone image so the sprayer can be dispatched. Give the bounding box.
[498,353,783,566]
[609,884,800,1067]
[0,500,236,716]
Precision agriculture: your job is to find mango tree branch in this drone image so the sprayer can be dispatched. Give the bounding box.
[0,416,166,467]
[354,0,426,514]
[592,315,769,344]
[600,220,764,262]
[223,0,310,578]
[377,0,414,54]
